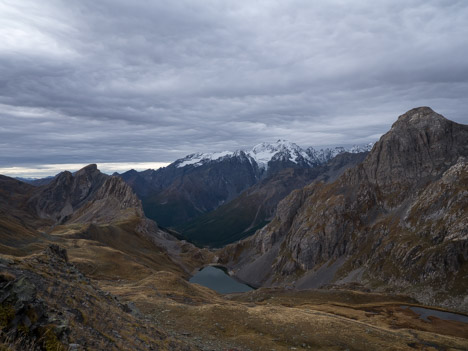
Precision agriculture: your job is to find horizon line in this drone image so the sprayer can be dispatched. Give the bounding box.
[0,162,171,179]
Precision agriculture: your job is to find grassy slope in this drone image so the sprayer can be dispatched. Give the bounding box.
[102,279,468,351]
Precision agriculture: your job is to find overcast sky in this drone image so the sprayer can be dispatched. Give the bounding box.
[1,0,467,177]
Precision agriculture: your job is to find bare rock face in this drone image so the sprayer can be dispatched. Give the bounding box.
[29,164,143,224]
[70,176,144,224]
[30,164,105,222]
[359,107,468,204]
[220,107,468,310]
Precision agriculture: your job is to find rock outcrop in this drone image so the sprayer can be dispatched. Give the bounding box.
[0,246,196,350]
[29,164,143,224]
[358,107,468,204]
[219,107,468,311]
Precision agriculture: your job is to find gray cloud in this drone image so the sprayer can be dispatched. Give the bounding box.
[1,0,467,170]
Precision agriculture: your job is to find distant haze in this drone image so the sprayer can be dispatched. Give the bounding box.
[1,1,467,172]
[0,162,170,179]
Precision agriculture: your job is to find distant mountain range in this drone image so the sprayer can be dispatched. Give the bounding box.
[173,140,374,170]
[119,141,373,223]
[14,141,374,247]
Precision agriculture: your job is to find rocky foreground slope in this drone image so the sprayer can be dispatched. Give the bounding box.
[0,165,215,349]
[219,107,468,311]
[4,243,468,350]
[0,245,196,350]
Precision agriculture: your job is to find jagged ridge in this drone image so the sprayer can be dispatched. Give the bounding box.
[120,141,374,228]
[174,139,374,170]
[219,107,468,311]
[29,164,143,224]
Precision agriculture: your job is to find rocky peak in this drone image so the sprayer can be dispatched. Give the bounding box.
[30,164,143,224]
[392,107,444,128]
[95,176,142,211]
[74,163,99,176]
[69,175,144,224]
[360,107,468,197]
[53,170,73,186]
[171,140,374,172]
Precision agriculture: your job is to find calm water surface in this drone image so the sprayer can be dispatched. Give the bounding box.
[189,266,253,294]
[401,305,468,323]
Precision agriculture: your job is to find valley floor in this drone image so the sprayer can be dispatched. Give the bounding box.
[2,245,468,350]
[102,278,468,351]
[1,220,467,350]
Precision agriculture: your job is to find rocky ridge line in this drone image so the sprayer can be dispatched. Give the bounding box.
[219,107,468,311]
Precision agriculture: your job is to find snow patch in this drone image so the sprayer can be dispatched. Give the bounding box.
[174,140,374,170]
[176,151,233,168]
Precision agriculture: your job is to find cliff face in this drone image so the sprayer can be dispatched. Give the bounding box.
[219,107,468,310]
[29,164,143,224]
[69,176,144,224]
[359,107,468,204]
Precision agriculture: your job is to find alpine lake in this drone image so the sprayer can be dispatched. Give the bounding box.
[189,266,253,294]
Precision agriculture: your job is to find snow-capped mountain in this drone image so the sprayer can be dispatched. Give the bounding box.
[248,140,311,169]
[175,151,235,168]
[174,140,374,170]
[119,139,374,228]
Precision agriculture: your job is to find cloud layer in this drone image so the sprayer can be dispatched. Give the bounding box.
[1,0,467,171]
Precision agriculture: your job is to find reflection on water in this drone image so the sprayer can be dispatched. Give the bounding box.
[401,305,468,323]
[189,266,253,294]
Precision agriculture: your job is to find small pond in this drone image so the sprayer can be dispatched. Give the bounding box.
[401,305,468,323]
[189,266,253,294]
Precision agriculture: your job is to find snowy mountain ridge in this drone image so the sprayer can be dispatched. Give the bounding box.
[175,140,374,170]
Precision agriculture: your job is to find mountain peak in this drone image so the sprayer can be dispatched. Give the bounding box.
[403,106,435,116]
[174,140,373,170]
[248,140,306,169]
[81,163,98,171]
[362,107,468,195]
[275,139,295,145]
[30,164,143,224]
[392,106,448,130]
[73,164,100,180]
